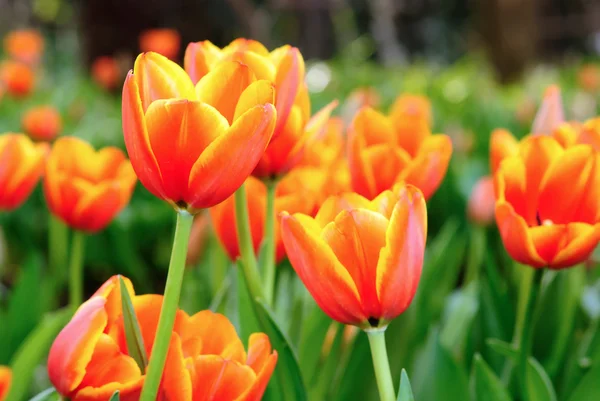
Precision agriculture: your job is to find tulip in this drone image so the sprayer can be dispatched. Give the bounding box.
[44,136,137,233]
[490,128,519,174]
[576,118,600,151]
[280,183,427,328]
[3,29,44,65]
[578,64,600,93]
[22,105,62,141]
[494,136,600,268]
[122,51,277,213]
[0,60,34,97]
[0,366,11,401]
[91,56,121,90]
[341,87,381,124]
[48,275,277,401]
[0,133,48,211]
[185,38,306,143]
[348,106,452,200]
[531,85,565,136]
[139,29,180,60]
[467,176,495,226]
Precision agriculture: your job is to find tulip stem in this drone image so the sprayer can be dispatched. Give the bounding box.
[140,211,194,401]
[49,214,69,284]
[234,184,265,300]
[68,231,86,309]
[367,329,396,401]
[262,179,278,305]
[517,268,543,401]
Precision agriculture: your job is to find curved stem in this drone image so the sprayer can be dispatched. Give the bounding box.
[262,179,277,305]
[517,268,544,401]
[234,183,265,300]
[367,329,396,401]
[68,231,86,309]
[140,211,194,401]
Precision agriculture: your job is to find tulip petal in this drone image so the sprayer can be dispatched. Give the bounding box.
[364,144,412,198]
[315,192,371,227]
[228,38,270,55]
[280,213,364,325]
[551,223,600,268]
[495,201,545,267]
[351,107,396,146]
[0,366,11,401]
[187,104,276,209]
[233,80,275,121]
[322,209,389,319]
[241,333,278,401]
[272,46,304,137]
[71,183,127,232]
[376,184,427,322]
[145,99,229,204]
[531,85,565,136]
[133,52,196,112]
[529,224,566,265]
[490,128,519,174]
[190,355,256,401]
[161,333,193,401]
[195,61,254,124]
[184,41,222,84]
[221,51,276,82]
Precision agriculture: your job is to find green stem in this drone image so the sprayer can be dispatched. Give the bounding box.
[68,231,86,309]
[262,179,277,305]
[517,268,543,401]
[367,329,396,401]
[49,213,68,282]
[140,211,194,401]
[234,183,265,300]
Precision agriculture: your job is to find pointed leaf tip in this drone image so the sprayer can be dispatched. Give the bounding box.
[119,276,148,373]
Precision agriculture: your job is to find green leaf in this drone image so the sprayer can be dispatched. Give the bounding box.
[486,339,518,362]
[440,282,479,357]
[567,362,600,401]
[6,308,73,401]
[28,388,58,401]
[527,357,557,401]
[119,276,148,372]
[298,299,332,384]
[398,369,415,401]
[109,390,120,401]
[312,323,344,400]
[470,354,512,401]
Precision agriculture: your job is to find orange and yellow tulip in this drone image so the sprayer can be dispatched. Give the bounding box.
[48,275,277,401]
[494,136,600,268]
[490,128,519,174]
[91,56,121,90]
[280,183,427,329]
[0,366,11,401]
[468,176,495,226]
[44,136,137,233]
[3,29,44,65]
[139,28,180,60]
[0,133,48,211]
[185,38,305,141]
[122,52,276,212]
[348,102,452,200]
[22,105,62,141]
[0,60,34,97]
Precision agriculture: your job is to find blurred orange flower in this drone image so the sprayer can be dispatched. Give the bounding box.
[0,60,34,97]
[531,85,565,136]
[186,211,211,266]
[91,56,121,90]
[468,176,495,226]
[490,128,519,174]
[494,136,600,268]
[122,52,276,213]
[578,64,600,93]
[43,137,137,233]
[348,102,452,200]
[139,28,180,60]
[48,275,277,401]
[0,133,48,211]
[3,29,44,65]
[0,366,11,401]
[280,183,427,329]
[22,105,62,141]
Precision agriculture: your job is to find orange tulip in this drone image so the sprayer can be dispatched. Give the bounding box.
[490,128,519,174]
[91,56,121,90]
[578,64,600,93]
[0,60,34,97]
[341,87,381,124]
[575,118,600,151]
[122,52,276,213]
[0,133,48,210]
[43,137,137,233]
[185,39,305,141]
[139,29,180,60]
[280,183,427,328]
[494,136,600,268]
[48,275,277,401]
[348,105,452,200]
[22,105,62,141]
[210,171,318,263]
[468,176,495,226]
[3,29,44,65]
[0,366,11,401]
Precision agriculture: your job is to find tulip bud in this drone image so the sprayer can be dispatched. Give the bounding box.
[468,176,495,226]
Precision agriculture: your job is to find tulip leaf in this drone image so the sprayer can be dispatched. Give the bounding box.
[312,323,344,400]
[108,391,120,401]
[486,339,518,362]
[566,361,600,401]
[470,354,511,401]
[118,276,148,372]
[397,369,415,401]
[27,388,58,401]
[298,299,332,384]
[527,357,557,401]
